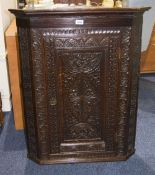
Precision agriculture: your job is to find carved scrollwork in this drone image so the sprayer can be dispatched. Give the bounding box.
[62,52,102,74]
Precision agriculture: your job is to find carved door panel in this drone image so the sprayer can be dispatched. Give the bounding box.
[49,28,125,154]
[57,49,105,153]
[30,26,131,157]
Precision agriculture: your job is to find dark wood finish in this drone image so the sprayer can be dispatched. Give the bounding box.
[10,7,150,164]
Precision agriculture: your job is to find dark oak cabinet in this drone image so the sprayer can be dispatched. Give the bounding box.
[10,7,149,164]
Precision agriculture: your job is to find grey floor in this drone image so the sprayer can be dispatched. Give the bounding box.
[0,75,155,175]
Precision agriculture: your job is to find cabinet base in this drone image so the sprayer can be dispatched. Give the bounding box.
[28,150,135,165]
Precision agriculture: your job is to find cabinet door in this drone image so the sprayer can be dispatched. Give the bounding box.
[31,26,131,157]
[57,48,105,153]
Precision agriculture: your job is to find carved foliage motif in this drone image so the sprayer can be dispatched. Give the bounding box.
[55,36,109,49]
[62,52,102,74]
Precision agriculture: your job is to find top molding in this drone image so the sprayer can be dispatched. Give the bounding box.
[9,7,151,17]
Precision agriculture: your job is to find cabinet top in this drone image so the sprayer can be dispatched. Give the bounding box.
[9,7,150,17]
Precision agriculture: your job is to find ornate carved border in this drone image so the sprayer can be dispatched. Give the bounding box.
[18,27,38,158]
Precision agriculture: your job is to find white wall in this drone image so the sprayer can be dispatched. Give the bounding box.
[0,0,17,111]
[1,0,17,31]
[129,0,155,51]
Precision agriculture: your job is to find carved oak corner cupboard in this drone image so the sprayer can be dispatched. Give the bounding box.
[10,7,150,164]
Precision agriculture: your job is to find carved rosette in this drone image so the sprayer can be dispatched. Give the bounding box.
[18,27,37,158]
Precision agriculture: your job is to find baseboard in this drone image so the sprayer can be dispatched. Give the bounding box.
[1,95,12,112]
[0,55,12,112]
